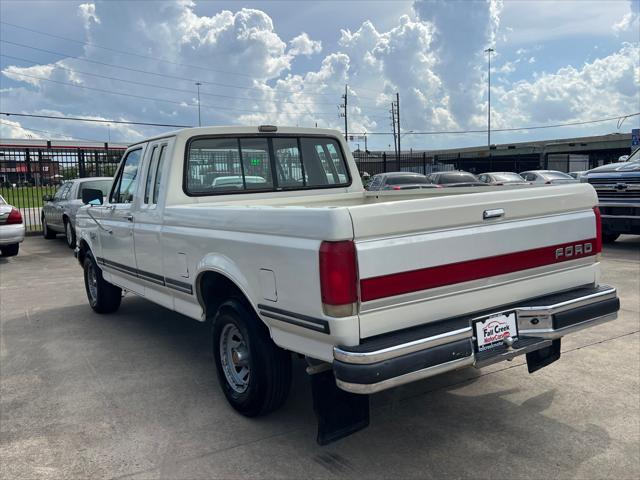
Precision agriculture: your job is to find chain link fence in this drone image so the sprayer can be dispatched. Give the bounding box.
[0,143,125,233]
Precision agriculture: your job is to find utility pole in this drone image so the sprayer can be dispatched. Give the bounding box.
[364,132,368,152]
[338,84,348,140]
[390,102,398,158]
[484,48,494,149]
[195,82,202,127]
[395,92,401,154]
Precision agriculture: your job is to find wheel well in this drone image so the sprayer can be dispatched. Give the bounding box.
[198,271,253,321]
[77,239,90,265]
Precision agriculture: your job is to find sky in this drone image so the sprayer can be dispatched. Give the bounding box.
[0,0,638,151]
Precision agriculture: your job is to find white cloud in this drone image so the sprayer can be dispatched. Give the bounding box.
[78,3,101,27]
[492,43,640,128]
[0,0,637,148]
[613,0,640,33]
[289,33,322,56]
[412,0,504,126]
[0,119,40,139]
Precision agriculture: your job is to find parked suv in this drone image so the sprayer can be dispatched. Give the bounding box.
[583,149,640,242]
[42,177,112,248]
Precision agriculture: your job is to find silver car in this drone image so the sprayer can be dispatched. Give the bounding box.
[367,172,439,191]
[42,177,112,248]
[0,194,25,257]
[520,170,577,185]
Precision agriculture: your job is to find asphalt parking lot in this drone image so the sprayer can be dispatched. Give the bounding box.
[1,236,639,479]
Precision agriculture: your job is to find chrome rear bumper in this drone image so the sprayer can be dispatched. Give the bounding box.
[333,285,619,394]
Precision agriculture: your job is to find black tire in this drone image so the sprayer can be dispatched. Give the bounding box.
[602,233,620,244]
[64,218,76,248]
[83,253,122,314]
[42,215,56,239]
[0,243,19,257]
[212,299,292,417]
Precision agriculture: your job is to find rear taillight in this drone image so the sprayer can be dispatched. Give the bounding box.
[593,206,602,254]
[319,240,358,317]
[6,208,22,225]
[392,186,402,190]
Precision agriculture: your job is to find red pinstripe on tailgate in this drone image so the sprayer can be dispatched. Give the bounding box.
[359,238,598,302]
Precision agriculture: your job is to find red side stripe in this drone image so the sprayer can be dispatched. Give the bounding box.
[360,238,597,302]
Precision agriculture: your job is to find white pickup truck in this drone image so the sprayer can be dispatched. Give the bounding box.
[75,126,619,444]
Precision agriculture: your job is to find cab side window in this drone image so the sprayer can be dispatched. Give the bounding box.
[143,146,158,204]
[153,145,167,204]
[110,148,143,204]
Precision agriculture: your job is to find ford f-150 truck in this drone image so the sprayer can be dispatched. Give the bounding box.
[584,148,640,242]
[75,126,620,444]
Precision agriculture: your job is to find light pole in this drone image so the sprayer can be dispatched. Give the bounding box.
[484,47,494,149]
[195,82,202,127]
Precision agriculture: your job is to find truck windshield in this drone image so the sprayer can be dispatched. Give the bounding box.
[186,136,350,195]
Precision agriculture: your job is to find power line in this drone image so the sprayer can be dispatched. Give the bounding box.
[0,38,386,106]
[0,112,193,128]
[349,113,640,135]
[5,111,634,137]
[0,118,103,142]
[0,53,347,108]
[4,71,345,116]
[0,20,257,79]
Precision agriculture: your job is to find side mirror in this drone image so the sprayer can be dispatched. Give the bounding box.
[82,188,103,205]
[42,194,53,202]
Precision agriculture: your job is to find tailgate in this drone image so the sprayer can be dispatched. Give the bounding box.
[349,184,601,338]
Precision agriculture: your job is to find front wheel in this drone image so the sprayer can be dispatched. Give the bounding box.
[0,243,19,257]
[603,233,620,243]
[42,215,56,239]
[212,299,292,417]
[64,219,76,248]
[83,254,122,313]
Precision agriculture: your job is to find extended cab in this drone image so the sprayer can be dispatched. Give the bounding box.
[75,126,619,444]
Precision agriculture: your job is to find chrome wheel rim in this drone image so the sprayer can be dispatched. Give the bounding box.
[66,223,72,244]
[219,323,250,393]
[87,262,98,303]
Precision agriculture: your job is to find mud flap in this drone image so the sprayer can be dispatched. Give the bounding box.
[526,338,561,373]
[310,369,370,445]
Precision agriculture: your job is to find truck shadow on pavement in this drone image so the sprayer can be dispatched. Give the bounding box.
[2,292,614,479]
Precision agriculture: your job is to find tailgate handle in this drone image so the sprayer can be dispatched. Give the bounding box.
[483,208,504,220]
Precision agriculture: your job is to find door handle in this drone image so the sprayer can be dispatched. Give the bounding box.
[483,208,505,220]
[125,214,134,222]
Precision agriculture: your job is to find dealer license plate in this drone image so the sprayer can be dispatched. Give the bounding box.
[473,311,518,352]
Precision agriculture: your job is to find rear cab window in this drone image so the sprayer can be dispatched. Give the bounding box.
[185,135,350,196]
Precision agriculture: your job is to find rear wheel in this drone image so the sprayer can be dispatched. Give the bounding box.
[603,233,620,243]
[64,219,76,248]
[83,254,122,313]
[42,215,56,239]
[0,243,19,257]
[212,299,292,417]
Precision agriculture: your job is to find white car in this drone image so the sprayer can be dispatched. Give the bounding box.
[75,126,619,444]
[0,195,25,257]
[521,170,578,184]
